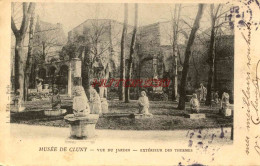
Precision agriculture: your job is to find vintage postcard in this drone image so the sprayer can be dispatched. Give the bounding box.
[0,0,260,165]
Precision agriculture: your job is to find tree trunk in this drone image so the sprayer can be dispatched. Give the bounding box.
[31,61,36,88]
[192,52,200,87]
[125,4,138,103]
[172,5,178,101]
[11,2,36,101]
[82,47,91,99]
[172,4,181,101]
[24,11,35,100]
[205,22,216,106]
[177,4,204,110]
[15,38,25,100]
[119,4,128,101]
[42,42,46,60]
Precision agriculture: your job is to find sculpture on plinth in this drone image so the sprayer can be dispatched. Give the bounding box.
[190,93,200,113]
[199,83,207,102]
[52,88,61,109]
[213,91,219,104]
[220,92,231,116]
[72,86,90,117]
[36,78,43,92]
[89,86,102,115]
[99,86,109,114]
[221,92,230,109]
[44,88,66,116]
[64,84,99,139]
[137,91,153,118]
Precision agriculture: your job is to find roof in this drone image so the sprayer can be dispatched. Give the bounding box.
[35,20,67,46]
[68,19,133,34]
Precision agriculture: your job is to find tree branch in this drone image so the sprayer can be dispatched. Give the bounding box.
[11,16,19,36]
[20,2,36,38]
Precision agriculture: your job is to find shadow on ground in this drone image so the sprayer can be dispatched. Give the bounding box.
[10,100,233,130]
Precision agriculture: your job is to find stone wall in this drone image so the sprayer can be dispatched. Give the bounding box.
[215,35,234,102]
[67,19,234,101]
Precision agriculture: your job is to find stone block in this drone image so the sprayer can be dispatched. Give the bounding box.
[44,109,66,116]
[134,113,153,119]
[101,98,109,114]
[224,108,232,116]
[28,89,37,94]
[64,114,99,139]
[11,106,25,113]
[187,113,205,119]
[42,89,49,94]
[43,84,49,89]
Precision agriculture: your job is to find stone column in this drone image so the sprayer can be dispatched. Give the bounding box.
[72,58,82,78]
[70,58,82,95]
[68,64,72,97]
[174,50,178,99]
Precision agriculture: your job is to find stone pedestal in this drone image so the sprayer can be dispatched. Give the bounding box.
[42,89,50,94]
[186,113,205,119]
[220,108,232,116]
[13,105,25,112]
[101,98,109,114]
[224,108,232,116]
[64,114,99,138]
[43,84,49,89]
[28,89,37,94]
[71,58,81,77]
[90,102,102,114]
[68,66,72,97]
[69,58,82,97]
[13,99,25,112]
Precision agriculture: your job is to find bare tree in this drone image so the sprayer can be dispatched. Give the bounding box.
[63,19,121,98]
[125,4,138,103]
[33,20,66,63]
[171,4,182,101]
[119,4,128,101]
[205,4,229,105]
[178,4,204,110]
[24,9,36,100]
[11,2,36,100]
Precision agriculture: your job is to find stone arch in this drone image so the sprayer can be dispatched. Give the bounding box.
[48,66,57,77]
[140,56,154,79]
[38,68,47,80]
[59,65,69,77]
[57,65,69,94]
[47,66,57,90]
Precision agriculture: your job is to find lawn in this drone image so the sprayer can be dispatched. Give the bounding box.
[10,97,233,130]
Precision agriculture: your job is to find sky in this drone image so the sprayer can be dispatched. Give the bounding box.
[34,3,211,36]
[12,2,233,40]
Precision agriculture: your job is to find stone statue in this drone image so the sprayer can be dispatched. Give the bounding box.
[72,86,90,117]
[138,91,151,115]
[214,91,219,104]
[221,92,230,109]
[64,78,99,139]
[36,79,43,92]
[99,86,108,114]
[51,88,61,110]
[190,93,200,113]
[89,87,102,114]
[199,83,207,101]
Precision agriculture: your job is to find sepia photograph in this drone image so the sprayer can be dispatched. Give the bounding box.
[2,0,259,165]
